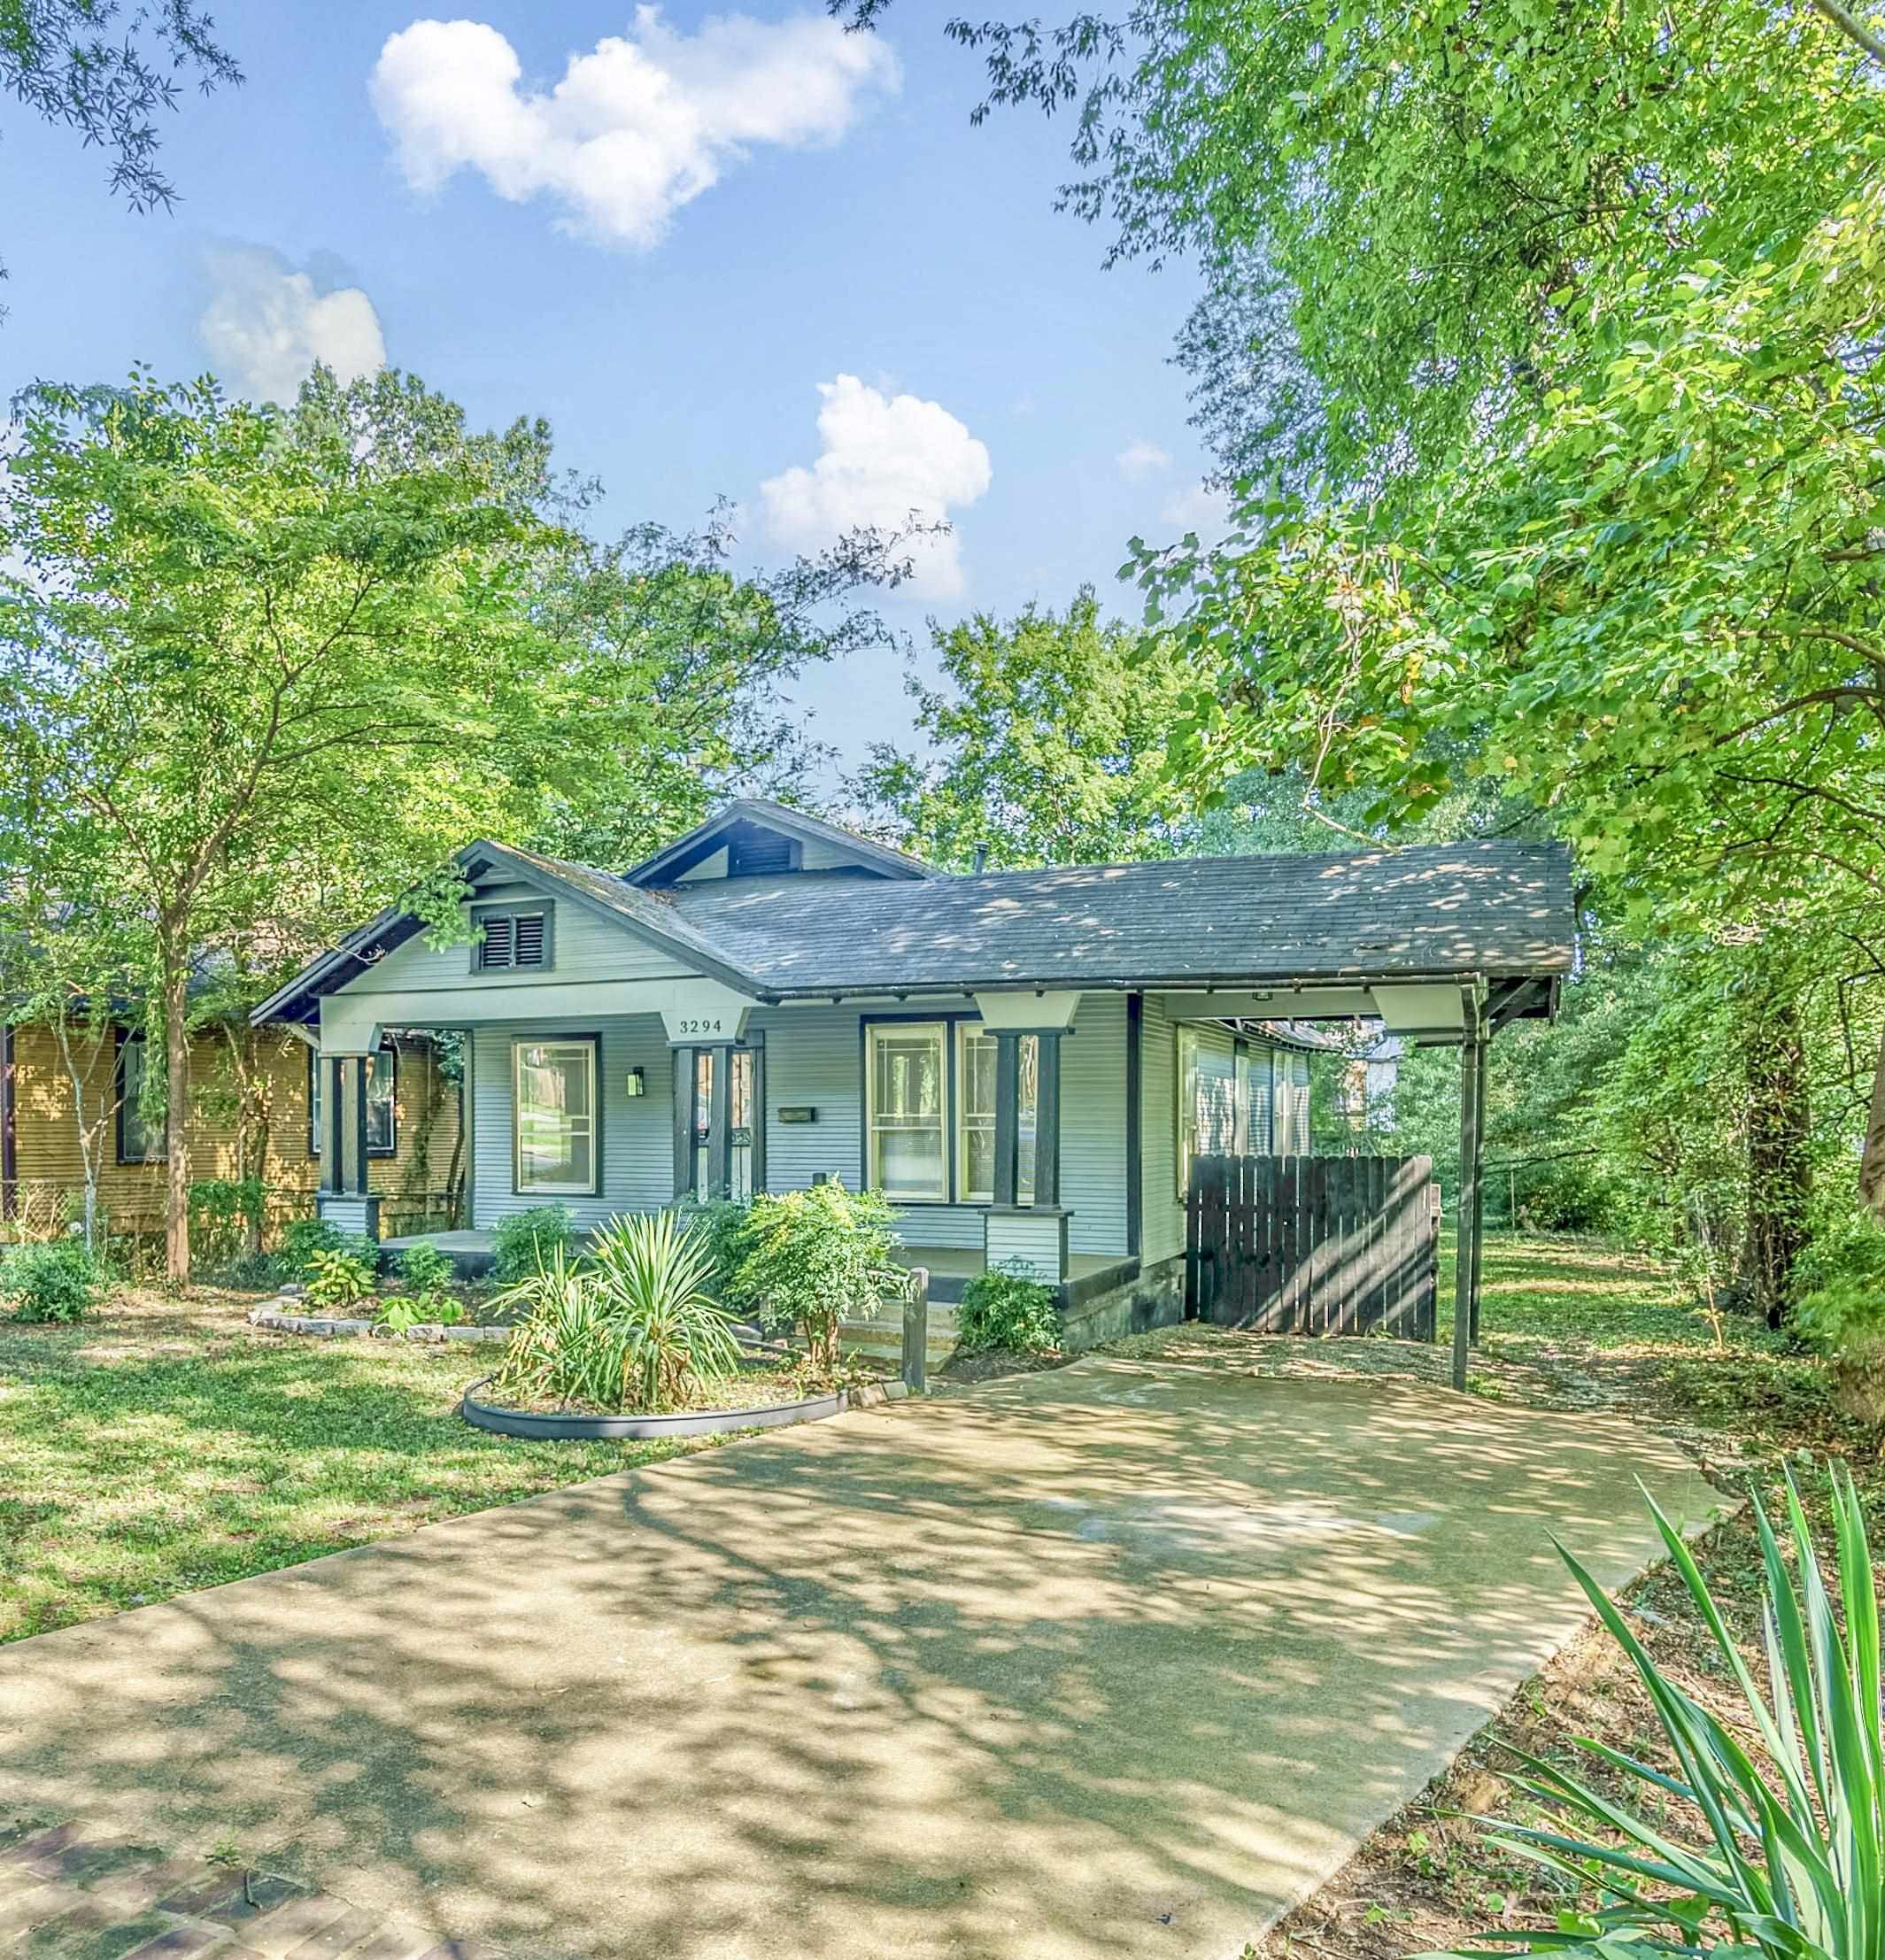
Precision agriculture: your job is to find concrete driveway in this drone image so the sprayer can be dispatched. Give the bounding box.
[0,1353,1723,1960]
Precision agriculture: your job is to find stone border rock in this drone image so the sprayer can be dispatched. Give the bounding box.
[247,1300,510,1345]
[459,1374,908,1441]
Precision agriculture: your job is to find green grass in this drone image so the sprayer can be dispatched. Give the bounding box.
[0,1286,712,1643]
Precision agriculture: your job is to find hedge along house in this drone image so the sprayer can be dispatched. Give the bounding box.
[251,799,1574,1350]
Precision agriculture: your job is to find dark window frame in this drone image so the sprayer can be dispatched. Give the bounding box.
[308,1045,398,1160]
[115,1029,166,1166]
[471,899,555,974]
[510,1031,602,1199]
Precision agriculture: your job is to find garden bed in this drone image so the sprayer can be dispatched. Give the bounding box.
[460,1366,905,1441]
[248,1302,510,1343]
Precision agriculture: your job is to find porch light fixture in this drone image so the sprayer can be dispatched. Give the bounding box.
[625,1066,646,1098]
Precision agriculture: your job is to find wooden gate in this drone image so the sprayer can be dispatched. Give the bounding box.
[1186,1154,1438,1339]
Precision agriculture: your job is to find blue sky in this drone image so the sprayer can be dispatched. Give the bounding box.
[2,4,1219,775]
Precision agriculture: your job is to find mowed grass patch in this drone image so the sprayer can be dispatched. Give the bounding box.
[0,1286,707,1642]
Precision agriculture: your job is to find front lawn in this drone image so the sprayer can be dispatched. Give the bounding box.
[0,1286,711,1643]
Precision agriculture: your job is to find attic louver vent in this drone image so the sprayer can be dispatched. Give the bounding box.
[476,907,551,971]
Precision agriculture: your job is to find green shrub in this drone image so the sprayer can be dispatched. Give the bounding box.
[281,1217,350,1277]
[1428,1463,1881,1960]
[493,1215,741,1413]
[189,1177,265,1269]
[958,1261,1061,1355]
[723,1182,902,1374]
[304,1246,376,1312]
[397,1239,456,1298]
[0,1242,104,1323]
[492,1205,576,1282]
[377,1294,465,1333]
[672,1194,753,1297]
[200,1249,293,1292]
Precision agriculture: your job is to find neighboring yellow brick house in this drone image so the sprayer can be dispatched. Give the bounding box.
[0,1020,460,1247]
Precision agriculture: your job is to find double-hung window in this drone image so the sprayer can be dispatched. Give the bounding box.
[514,1038,598,1195]
[308,1048,398,1158]
[956,1026,1036,1204]
[867,1022,947,1200]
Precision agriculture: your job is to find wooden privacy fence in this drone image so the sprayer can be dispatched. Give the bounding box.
[1186,1154,1438,1339]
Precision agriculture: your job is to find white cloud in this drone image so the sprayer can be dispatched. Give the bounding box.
[1162,482,1232,536]
[1116,438,1170,480]
[758,374,992,598]
[369,10,900,250]
[198,245,386,405]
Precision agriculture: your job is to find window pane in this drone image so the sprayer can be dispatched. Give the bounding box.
[121,1039,164,1162]
[515,1042,596,1193]
[367,1050,396,1153]
[958,1029,1036,1204]
[869,1025,945,1200]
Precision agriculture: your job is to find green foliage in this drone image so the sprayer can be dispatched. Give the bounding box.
[722,1182,903,1373]
[957,1261,1061,1355]
[397,1239,458,1300]
[492,1207,576,1283]
[1426,1465,1882,1959]
[849,591,1195,868]
[303,1248,376,1314]
[672,1194,753,1298]
[205,1250,293,1293]
[376,1295,465,1334]
[587,1212,744,1410]
[188,1178,265,1269]
[492,1215,741,1413]
[0,1243,104,1324]
[279,1219,379,1281]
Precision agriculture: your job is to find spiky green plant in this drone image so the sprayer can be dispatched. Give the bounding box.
[587,1211,742,1411]
[1423,1464,1881,1958]
[491,1217,742,1414]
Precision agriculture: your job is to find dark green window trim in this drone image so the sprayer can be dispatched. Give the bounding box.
[511,1032,601,1199]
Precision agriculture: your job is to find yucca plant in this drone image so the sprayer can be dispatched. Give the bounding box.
[587,1211,742,1411]
[492,1246,618,1410]
[1424,1463,1881,1958]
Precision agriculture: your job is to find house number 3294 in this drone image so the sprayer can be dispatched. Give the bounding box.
[677,1016,725,1036]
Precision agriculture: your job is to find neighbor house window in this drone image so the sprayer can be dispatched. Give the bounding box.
[514,1038,598,1195]
[867,1022,947,1200]
[117,1034,165,1165]
[957,1026,1036,1204]
[474,903,552,972]
[308,1047,398,1158]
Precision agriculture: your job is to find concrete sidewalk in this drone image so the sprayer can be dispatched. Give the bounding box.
[0,1356,1725,1960]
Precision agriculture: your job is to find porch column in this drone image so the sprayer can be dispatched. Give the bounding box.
[1451,986,1487,1392]
[352,1054,370,1197]
[321,1055,345,1194]
[992,1032,1021,1207]
[1033,1030,1062,1208]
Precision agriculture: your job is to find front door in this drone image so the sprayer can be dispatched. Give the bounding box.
[689,1044,762,1200]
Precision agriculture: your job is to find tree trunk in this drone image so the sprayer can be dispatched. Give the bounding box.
[163,968,191,1284]
[1742,977,1812,1330]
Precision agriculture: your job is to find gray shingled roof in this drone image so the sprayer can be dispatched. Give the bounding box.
[654,841,1574,995]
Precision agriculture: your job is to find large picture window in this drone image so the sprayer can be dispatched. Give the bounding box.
[957,1026,1036,1204]
[514,1038,598,1195]
[868,1022,947,1200]
[308,1047,397,1158]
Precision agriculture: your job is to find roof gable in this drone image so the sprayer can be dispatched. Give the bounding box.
[624,799,933,887]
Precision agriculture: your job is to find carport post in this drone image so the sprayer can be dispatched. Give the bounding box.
[1451,987,1487,1393]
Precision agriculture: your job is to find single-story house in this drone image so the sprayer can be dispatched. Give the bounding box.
[0,1017,459,1245]
[251,799,1572,1344]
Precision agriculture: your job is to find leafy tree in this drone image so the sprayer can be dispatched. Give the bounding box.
[850,590,1197,868]
[0,371,565,1278]
[2,0,240,313]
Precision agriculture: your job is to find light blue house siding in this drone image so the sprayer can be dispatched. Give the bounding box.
[469,997,1135,1258]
